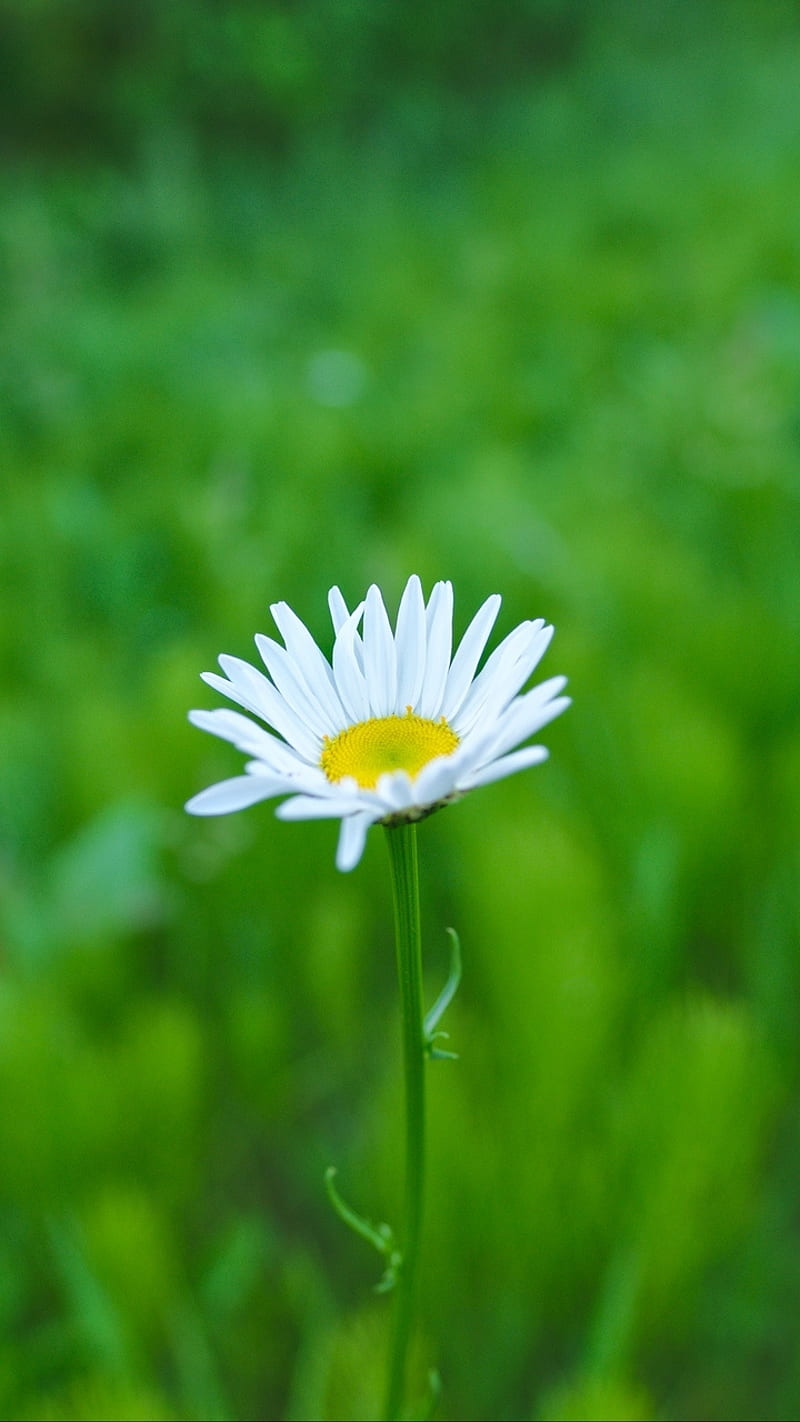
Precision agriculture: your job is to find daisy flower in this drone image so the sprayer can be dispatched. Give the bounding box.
[186,576,570,871]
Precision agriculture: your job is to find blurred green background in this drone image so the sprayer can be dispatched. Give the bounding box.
[2,2,800,1418]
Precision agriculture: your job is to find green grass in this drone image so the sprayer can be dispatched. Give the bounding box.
[2,6,800,1419]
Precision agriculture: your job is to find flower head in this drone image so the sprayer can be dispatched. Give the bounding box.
[186,576,570,871]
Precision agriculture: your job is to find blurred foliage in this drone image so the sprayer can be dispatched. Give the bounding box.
[2,1,800,1418]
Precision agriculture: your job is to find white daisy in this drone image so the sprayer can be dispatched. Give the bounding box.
[186,576,570,872]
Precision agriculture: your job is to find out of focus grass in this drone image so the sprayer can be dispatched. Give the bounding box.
[2,3,800,1419]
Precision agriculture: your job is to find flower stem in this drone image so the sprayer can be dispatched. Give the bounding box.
[384,821,426,1422]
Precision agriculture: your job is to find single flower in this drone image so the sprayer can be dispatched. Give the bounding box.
[186,576,570,871]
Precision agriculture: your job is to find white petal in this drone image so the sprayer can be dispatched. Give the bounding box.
[466,676,574,767]
[189,708,302,770]
[459,745,549,791]
[416,581,453,717]
[201,674,319,763]
[525,673,568,703]
[275,793,367,820]
[332,603,370,722]
[328,586,351,634]
[474,688,571,765]
[372,769,416,812]
[200,669,265,720]
[270,601,346,724]
[363,584,397,715]
[204,656,292,727]
[211,653,319,759]
[394,575,427,711]
[454,621,551,734]
[185,775,282,815]
[336,811,378,871]
[214,653,279,713]
[413,753,461,804]
[441,593,502,720]
[255,634,332,739]
[331,588,366,672]
[244,759,329,793]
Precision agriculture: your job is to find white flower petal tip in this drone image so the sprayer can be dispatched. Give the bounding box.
[186,576,570,869]
[185,775,281,816]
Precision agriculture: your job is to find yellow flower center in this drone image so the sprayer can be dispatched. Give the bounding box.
[320,709,460,789]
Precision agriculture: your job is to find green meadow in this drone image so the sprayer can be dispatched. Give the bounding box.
[2,3,800,1418]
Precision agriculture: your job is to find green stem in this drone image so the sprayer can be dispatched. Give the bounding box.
[384,822,426,1422]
